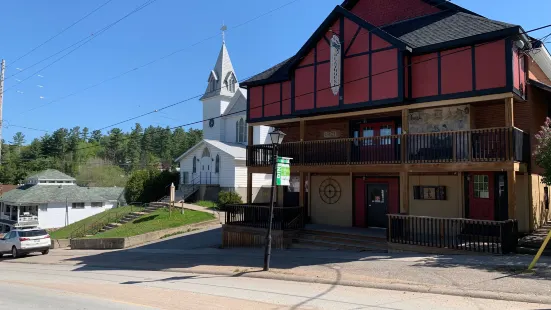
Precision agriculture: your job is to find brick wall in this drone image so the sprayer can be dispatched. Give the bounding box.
[472,101,505,129]
[527,86,551,174]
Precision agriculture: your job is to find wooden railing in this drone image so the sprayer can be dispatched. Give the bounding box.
[222,204,305,230]
[247,127,529,167]
[387,214,518,254]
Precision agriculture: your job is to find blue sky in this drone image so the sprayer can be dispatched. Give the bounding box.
[1,0,550,142]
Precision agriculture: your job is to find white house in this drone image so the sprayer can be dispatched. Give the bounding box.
[175,41,272,202]
[0,170,125,231]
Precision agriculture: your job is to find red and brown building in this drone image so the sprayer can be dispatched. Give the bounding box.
[236,0,551,239]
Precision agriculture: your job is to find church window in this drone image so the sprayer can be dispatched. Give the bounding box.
[227,72,237,93]
[236,118,247,143]
[192,156,196,173]
[215,154,220,173]
[202,147,211,158]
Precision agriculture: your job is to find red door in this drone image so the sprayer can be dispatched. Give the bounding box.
[359,122,395,162]
[468,173,495,220]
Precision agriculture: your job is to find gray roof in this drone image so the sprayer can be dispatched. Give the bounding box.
[381,11,517,49]
[27,169,75,181]
[0,184,124,204]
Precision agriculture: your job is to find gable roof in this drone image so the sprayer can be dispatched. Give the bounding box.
[241,3,523,87]
[174,139,246,162]
[223,88,247,116]
[27,169,75,181]
[0,185,123,204]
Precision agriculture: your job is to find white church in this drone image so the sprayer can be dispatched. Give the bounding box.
[175,40,272,202]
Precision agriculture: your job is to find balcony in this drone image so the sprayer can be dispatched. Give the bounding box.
[247,127,530,167]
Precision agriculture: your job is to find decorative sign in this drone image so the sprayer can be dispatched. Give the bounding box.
[319,178,341,204]
[413,186,447,200]
[276,157,291,186]
[322,130,340,139]
[330,34,341,96]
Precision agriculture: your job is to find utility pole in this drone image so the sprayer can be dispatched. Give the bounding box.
[0,59,5,165]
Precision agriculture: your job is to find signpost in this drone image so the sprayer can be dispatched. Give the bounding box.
[276,157,291,186]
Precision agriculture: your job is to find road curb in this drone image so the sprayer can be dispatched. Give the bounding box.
[8,259,550,305]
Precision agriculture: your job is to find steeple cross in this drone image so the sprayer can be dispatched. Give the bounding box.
[221,24,228,43]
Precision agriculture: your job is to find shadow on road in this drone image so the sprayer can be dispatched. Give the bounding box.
[56,226,551,283]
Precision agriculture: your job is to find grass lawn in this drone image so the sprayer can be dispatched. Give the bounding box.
[90,208,215,238]
[50,205,143,239]
[194,200,218,209]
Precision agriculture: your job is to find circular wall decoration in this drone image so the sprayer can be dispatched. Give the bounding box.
[319,178,341,204]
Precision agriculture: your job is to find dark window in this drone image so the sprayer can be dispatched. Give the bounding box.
[215,154,220,173]
[18,230,48,237]
[71,203,85,209]
[192,156,197,173]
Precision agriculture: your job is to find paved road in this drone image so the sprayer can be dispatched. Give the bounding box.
[0,261,548,309]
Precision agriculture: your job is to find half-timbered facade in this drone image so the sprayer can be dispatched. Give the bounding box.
[240,0,551,235]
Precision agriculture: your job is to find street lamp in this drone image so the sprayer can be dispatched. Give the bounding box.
[264,129,286,271]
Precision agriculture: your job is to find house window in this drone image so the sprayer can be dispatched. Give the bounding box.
[39,205,47,211]
[362,127,374,146]
[71,203,85,209]
[192,156,197,173]
[474,175,490,199]
[91,202,103,208]
[380,125,392,145]
[183,172,189,184]
[215,154,220,173]
[236,118,246,143]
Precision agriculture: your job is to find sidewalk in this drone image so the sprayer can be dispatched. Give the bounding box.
[5,232,551,304]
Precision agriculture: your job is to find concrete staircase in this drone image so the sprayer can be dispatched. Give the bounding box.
[97,203,165,234]
[291,228,388,252]
[517,222,551,256]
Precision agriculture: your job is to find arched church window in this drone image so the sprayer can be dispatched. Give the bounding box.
[228,73,236,93]
[192,156,196,173]
[215,154,220,173]
[235,121,239,143]
[202,147,211,158]
[236,118,246,143]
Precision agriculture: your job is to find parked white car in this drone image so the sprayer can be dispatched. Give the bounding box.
[0,228,50,258]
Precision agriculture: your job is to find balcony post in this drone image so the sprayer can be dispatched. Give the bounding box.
[246,171,253,204]
[299,171,305,208]
[401,109,408,163]
[400,171,409,214]
[300,120,305,165]
[508,170,516,219]
[505,97,515,160]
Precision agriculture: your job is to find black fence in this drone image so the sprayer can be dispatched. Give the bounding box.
[223,204,305,230]
[387,214,518,254]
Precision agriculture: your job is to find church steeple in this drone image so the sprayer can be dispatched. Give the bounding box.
[201,28,238,101]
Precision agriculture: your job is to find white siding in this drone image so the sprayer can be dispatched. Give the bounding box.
[224,114,247,144]
[179,142,236,187]
[202,97,231,141]
[254,125,272,145]
[234,161,271,188]
[218,152,236,187]
[38,202,114,229]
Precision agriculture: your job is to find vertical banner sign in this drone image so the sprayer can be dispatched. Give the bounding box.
[330,34,342,96]
[276,157,291,186]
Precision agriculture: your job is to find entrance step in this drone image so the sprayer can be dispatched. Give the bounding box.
[291,229,388,252]
[517,221,551,256]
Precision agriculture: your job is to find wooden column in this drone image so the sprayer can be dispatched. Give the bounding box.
[300,120,305,141]
[400,171,409,214]
[401,109,408,163]
[248,125,253,146]
[299,171,305,208]
[508,171,516,219]
[246,171,253,204]
[307,172,312,220]
[505,97,514,127]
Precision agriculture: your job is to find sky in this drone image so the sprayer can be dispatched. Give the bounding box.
[1,0,550,143]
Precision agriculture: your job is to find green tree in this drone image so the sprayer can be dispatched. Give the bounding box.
[76,158,128,187]
[13,132,25,147]
[126,123,143,172]
[90,130,102,143]
[82,127,89,142]
[535,117,551,184]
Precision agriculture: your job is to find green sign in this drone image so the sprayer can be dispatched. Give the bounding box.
[276,157,291,186]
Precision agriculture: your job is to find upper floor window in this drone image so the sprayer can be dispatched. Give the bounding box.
[236,118,246,143]
[202,147,211,158]
[208,71,218,93]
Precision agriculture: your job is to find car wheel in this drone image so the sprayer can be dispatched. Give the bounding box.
[11,247,18,259]
[0,253,3,258]
[41,249,49,255]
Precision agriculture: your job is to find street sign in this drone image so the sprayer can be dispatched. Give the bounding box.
[276,157,291,186]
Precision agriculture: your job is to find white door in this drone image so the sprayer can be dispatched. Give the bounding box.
[200,157,212,184]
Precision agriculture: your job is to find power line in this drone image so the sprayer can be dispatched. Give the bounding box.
[2,0,159,94]
[8,0,115,66]
[13,0,302,117]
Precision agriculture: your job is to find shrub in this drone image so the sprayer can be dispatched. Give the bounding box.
[218,191,243,206]
[125,169,179,203]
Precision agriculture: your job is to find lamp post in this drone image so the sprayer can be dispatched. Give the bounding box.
[264,129,286,271]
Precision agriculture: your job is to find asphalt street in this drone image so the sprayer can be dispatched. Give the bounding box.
[0,261,548,310]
